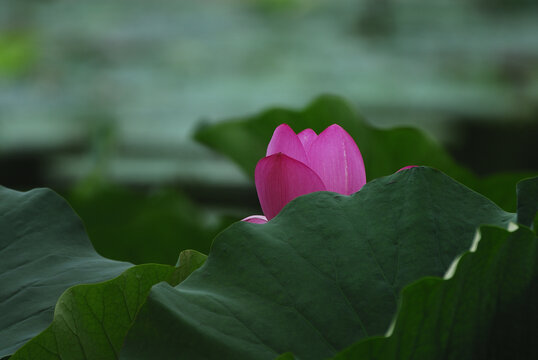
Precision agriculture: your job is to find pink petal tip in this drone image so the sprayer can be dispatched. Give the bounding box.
[397,165,418,172]
[297,128,318,154]
[266,124,308,165]
[307,124,366,195]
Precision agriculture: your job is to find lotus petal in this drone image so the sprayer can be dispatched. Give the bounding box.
[255,153,326,220]
[308,124,366,195]
[397,165,418,172]
[297,128,318,154]
[266,124,308,164]
[241,215,268,224]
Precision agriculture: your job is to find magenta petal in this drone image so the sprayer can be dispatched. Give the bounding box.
[255,153,326,220]
[308,124,366,195]
[266,124,308,164]
[297,128,318,154]
[397,165,418,172]
[241,215,268,224]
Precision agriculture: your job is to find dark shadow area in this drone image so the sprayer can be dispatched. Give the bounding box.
[449,116,538,175]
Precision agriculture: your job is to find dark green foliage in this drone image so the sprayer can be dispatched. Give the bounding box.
[0,187,130,358]
[11,251,206,360]
[332,225,538,360]
[0,185,207,359]
[67,185,231,265]
[120,168,515,359]
[2,93,537,359]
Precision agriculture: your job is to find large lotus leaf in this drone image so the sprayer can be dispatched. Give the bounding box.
[10,250,207,360]
[120,167,516,360]
[194,95,535,211]
[66,185,229,265]
[0,187,132,357]
[331,225,538,360]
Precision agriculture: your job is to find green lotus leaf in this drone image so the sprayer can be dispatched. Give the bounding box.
[120,167,515,359]
[0,187,130,357]
[11,250,206,360]
[331,225,537,360]
[0,185,208,358]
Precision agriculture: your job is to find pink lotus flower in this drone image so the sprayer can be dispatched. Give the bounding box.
[242,124,367,224]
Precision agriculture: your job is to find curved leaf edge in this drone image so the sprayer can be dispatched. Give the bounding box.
[263,166,516,231]
[121,167,518,360]
[277,224,536,360]
[10,250,207,360]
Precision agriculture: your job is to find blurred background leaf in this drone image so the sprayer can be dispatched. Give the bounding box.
[1,0,537,191]
[195,95,536,211]
[0,32,36,78]
[0,0,537,266]
[67,182,235,265]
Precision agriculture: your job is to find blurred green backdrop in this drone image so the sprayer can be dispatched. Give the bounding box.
[0,0,537,262]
